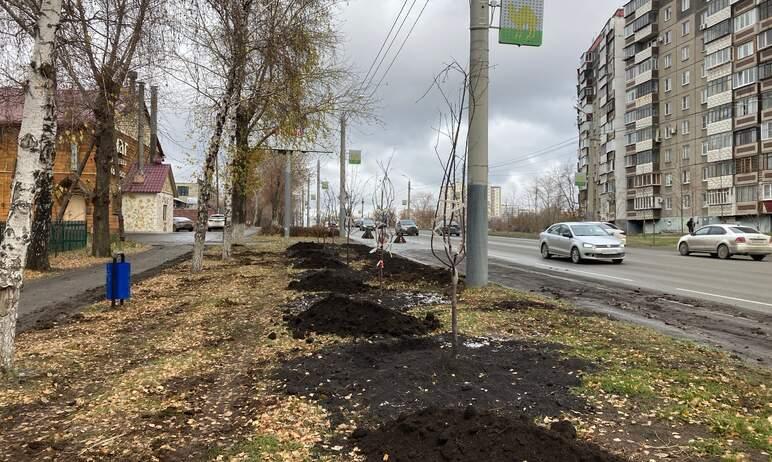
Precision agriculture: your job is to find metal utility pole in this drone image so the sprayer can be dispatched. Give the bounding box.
[339,114,347,229]
[284,151,292,238]
[316,158,321,225]
[466,0,490,288]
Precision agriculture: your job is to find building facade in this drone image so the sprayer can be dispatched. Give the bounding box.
[489,185,502,218]
[579,0,772,233]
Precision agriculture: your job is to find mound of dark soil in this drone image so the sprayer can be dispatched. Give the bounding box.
[354,407,626,462]
[279,336,590,425]
[288,269,368,293]
[367,253,458,288]
[287,241,326,258]
[286,295,440,338]
[291,250,347,270]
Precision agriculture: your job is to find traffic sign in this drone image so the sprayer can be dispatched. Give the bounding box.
[499,0,544,47]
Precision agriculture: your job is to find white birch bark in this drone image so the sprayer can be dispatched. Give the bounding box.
[0,0,63,372]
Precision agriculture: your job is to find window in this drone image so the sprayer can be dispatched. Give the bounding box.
[681,0,690,11]
[734,9,757,32]
[735,127,758,146]
[705,47,732,70]
[624,0,649,16]
[682,120,690,135]
[702,62,707,78]
[707,76,732,97]
[707,103,733,124]
[735,95,758,117]
[737,185,759,202]
[665,173,673,186]
[683,194,692,209]
[664,78,672,92]
[762,121,772,140]
[736,41,754,60]
[707,131,733,151]
[762,0,772,20]
[682,70,691,86]
[664,54,672,68]
[733,67,757,89]
[682,145,690,160]
[705,160,735,178]
[703,165,709,181]
[702,114,709,129]
[663,30,672,45]
[702,141,709,156]
[706,188,731,205]
[665,102,672,115]
[705,19,731,44]
[177,185,190,196]
[665,197,673,210]
[634,196,656,210]
[634,173,662,187]
[764,154,772,170]
[764,183,772,200]
[762,91,772,109]
[682,20,690,36]
[736,156,757,174]
[636,150,657,165]
[682,169,691,184]
[681,45,690,61]
[760,61,772,81]
[682,95,690,110]
[664,149,672,163]
[665,6,672,21]
[759,28,772,50]
[707,0,730,17]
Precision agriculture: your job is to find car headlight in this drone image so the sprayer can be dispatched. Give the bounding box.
[619,244,625,248]
[582,243,594,249]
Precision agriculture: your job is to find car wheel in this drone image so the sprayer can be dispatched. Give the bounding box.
[678,242,690,256]
[612,259,623,264]
[717,244,731,260]
[751,255,766,261]
[570,247,582,264]
[540,243,552,259]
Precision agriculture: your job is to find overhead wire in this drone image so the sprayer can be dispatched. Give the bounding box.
[362,0,419,92]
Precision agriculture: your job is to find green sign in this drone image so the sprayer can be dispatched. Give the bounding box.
[349,150,361,165]
[321,181,329,190]
[575,172,587,188]
[499,0,544,47]
[310,194,316,201]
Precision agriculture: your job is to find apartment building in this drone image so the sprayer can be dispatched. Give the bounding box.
[489,185,503,218]
[579,0,772,233]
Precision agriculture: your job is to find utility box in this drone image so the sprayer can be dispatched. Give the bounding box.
[106,253,131,305]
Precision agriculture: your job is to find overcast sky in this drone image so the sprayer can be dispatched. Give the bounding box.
[159,0,623,209]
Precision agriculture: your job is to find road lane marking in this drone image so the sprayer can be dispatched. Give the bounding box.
[675,288,772,308]
[489,253,635,282]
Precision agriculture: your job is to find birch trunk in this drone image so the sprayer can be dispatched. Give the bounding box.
[0,0,63,372]
[25,160,55,271]
[222,176,233,260]
[192,85,234,272]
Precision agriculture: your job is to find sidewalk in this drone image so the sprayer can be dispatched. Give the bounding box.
[19,244,192,332]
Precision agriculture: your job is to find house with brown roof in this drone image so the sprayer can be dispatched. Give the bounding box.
[0,85,176,233]
[122,161,176,233]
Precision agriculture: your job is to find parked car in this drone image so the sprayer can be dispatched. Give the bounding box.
[436,222,461,237]
[173,216,194,232]
[539,222,625,264]
[590,221,627,245]
[396,219,419,236]
[354,218,363,229]
[360,218,376,231]
[207,214,225,230]
[677,224,772,261]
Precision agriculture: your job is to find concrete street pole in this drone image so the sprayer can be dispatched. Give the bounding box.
[316,158,321,225]
[466,0,489,287]
[407,179,411,218]
[339,114,347,230]
[284,151,292,238]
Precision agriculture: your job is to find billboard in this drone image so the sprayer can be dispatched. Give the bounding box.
[321,181,329,190]
[349,150,362,165]
[499,0,544,47]
[575,172,587,188]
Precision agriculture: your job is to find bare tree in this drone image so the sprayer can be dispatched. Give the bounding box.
[428,62,469,356]
[371,158,396,287]
[412,191,435,229]
[0,0,63,372]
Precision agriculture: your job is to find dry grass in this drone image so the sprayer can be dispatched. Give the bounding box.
[26,240,149,281]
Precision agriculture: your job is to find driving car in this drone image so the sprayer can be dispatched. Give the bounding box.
[360,218,376,231]
[173,216,194,232]
[590,221,627,245]
[539,222,625,264]
[436,222,461,237]
[207,214,225,230]
[396,219,419,236]
[677,224,772,261]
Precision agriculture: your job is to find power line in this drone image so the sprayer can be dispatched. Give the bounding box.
[363,0,419,93]
[370,0,431,97]
[359,0,411,91]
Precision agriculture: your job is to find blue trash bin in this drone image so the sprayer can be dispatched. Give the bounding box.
[106,253,131,306]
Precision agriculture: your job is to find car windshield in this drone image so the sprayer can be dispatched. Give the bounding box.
[401,220,416,225]
[570,224,609,237]
[730,226,760,234]
[363,219,374,224]
[601,223,619,230]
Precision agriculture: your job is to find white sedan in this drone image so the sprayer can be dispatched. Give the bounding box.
[207,214,225,230]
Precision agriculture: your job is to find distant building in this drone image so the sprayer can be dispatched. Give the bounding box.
[489,186,502,217]
[176,182,200,209]
[122,162,176,233]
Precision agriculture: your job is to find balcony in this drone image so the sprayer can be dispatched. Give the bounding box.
[734,142,759,158]
[708,205,736,217]
[735,172,759,185]
[707,146,733,162]
[707,175,734,189]
[736,202,759,215]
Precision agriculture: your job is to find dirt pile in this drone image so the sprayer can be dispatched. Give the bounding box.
[291,250,347,270]
[366,253,457,288]
[285,295,440,338]
[279,336,589,424]
[288,269,368,293]
[354,407,627,462]
[286,241,325,258]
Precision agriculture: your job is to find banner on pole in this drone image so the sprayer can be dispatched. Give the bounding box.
[499,0,544,47]
[402,200,407,206]
[321,181,329,190]
[310,194,316,201]
[575,172,587,188]
[349,150,362,165]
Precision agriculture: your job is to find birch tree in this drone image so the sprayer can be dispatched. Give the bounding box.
[0,0,63,372]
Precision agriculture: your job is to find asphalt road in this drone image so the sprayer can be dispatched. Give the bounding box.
[128,230,230,245]
[392,231,772,316]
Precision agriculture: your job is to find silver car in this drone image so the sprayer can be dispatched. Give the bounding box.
[539,222,625,264]
[677,224,772,261]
